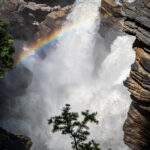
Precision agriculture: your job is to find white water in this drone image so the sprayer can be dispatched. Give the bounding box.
[1,0,135,150]
[127,0,135,3]
[115,0,136,4]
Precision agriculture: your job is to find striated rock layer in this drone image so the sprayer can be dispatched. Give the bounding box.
[122,0,150,149]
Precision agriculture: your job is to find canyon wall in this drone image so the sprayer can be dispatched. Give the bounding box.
[122,0,150,149]
[0,0,74,57]
[0,0,121,57]
[100,0,123,49]
[0,1,74,149]
[2,0,150,149]
[100,0,150,149]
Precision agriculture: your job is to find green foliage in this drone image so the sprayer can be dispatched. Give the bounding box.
[48,104,101,150]
[123,2,128,7]
[0,133,9,148]
[0,18,14,78]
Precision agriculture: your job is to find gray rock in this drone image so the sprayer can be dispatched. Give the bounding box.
[122,0,150,46]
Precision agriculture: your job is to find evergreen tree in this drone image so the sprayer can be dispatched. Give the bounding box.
[0,18,14,78]
[48,104,101,150]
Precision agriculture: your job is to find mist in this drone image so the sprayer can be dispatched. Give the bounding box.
[0,0,135,150]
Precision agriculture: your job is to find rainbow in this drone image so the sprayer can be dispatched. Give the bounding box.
[16,15,100,65]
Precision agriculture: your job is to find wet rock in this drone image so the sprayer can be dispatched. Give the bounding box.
[100,0,122,18]
[100,0,123,49]
[99,16,123,49]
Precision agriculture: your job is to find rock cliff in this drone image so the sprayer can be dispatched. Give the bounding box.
[0,127,32,150]
[122,0,150,149]
[100,0,123,49]
[0,0,74,57]
[1,0,122,57]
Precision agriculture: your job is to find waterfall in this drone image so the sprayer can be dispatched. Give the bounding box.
[0,0,135,150]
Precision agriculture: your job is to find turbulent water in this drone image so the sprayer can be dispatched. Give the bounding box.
[0,0,136,150]
[115,0,136,4]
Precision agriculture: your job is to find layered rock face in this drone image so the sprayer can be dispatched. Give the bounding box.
[0,127,32,150]
[122,0,150,149]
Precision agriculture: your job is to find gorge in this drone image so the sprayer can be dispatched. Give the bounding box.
[0,0,150,150]
[122,0,150,149]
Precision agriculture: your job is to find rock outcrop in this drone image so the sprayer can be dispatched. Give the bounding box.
[100,0,123,49]
[122,0,150,149]
[35,4,72,39]
[0,0,51,40]
[0,127,32,150]
[0,0,74,57]
[100,0,122,18]
[0,0,74,40]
